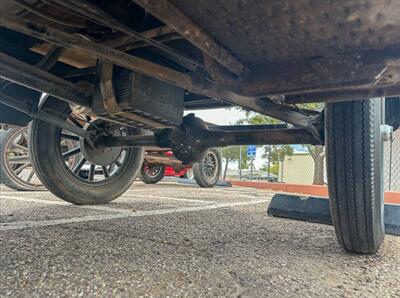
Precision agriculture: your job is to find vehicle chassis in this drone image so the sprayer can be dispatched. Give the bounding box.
[1,0,400,254]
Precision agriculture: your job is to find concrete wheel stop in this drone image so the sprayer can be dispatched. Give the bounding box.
[267,193,400,236]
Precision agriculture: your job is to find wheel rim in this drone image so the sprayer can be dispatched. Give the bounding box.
[202,151,218,180]
[143,164,163,177]
[57,114,133,184]
[3,127,43,189]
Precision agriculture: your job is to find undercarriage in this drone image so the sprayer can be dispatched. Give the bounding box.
[1,0,400,254]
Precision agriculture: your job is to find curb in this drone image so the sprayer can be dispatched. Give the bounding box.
[229,181,400,204]
[267,194,400,236]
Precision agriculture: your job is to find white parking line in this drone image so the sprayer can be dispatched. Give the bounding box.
[125,189,269,201]
[0,199,270,231]
[1,191,214,205]
[124,192,214,204]
[1,196,139,213]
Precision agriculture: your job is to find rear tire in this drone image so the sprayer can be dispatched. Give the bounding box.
[139,164,165,184]
[193,148,222,188]
[326,98,385,254]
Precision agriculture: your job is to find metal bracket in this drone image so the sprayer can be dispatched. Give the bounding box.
[0,91,90,139]
[98,61,121,114]
[381,124,393,142]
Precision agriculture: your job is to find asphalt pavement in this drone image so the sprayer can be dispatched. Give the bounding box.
[1,181,399,297]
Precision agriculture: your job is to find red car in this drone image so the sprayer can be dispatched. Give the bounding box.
[139,148,221,188]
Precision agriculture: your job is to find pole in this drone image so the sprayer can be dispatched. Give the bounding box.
[250,158,254,181]
[267,145,271,181]
[239,145,242,180]
[389,137,393,190]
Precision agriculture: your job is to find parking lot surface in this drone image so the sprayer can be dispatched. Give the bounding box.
[1,181,400,297]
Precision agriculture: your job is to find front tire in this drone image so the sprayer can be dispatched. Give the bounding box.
[326,98,385,254]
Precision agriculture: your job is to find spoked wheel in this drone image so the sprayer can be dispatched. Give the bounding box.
[30,105,144,205]
[139,163,165,184]
[193,148,222,188]
[0,126,45,191]
[326,98,385,254]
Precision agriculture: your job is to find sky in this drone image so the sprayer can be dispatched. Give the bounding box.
[184,107,246,125]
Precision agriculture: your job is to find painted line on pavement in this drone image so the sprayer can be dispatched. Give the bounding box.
[124,192,214,204]
[1,196,139,214]
[0,199,270,231]
[2,191,214,205]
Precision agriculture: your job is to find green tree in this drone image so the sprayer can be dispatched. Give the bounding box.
[238,104,324,183]
[237,112,280,125]
[260,163,280,176]
[262,145,294,177]
[221,146,248,179]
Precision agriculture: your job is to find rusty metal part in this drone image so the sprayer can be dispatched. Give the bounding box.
[47,0,198,71]
[208,128,320,147]
[11,0,86,28]
[31,43,97,69]
[35,45,65,71]
[97,134,157,148]
[0,91,89,138]
[285,85,400,104]
[31,27,180,69]
[143,153,182,166]
[161,114,321,163]
[240,52,400,98]
[131,0,246,77]
[144,146,170,152]
[102,25,177,48]
[0,17,193,88]
[169,1,400,69]
[202,54,238,89]
[0,53,91,108]
[116,33,181,52]
[98,61,120,114]
[0,44,63,86]
[209,124,288,131]
[93,62,169,129]
[98,114,321,164]
[0,16,323,135]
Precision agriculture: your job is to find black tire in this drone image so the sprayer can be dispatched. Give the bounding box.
[29,105,144,205]
[193,148,222,188]
[139,164,165,184]
[326,98,385,254]
[0,127,45,191]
